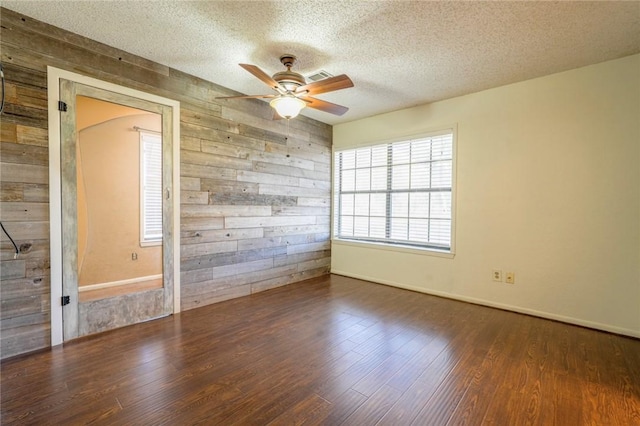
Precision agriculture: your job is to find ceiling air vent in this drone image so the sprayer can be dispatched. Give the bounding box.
[306,70,333,82]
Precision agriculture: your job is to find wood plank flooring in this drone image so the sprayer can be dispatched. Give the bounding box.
[1,274,639,425]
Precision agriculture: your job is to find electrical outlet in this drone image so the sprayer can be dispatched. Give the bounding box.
[492,269,502,282]
[132,252,138,261]
[505,272,515,284]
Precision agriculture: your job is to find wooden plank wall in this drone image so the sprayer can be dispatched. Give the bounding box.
[0,8,332,359]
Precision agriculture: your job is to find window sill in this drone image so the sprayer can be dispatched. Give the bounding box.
[140,240,162,248]
[331,238,455,259]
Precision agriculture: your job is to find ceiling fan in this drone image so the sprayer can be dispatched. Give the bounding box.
[216,54,354,119]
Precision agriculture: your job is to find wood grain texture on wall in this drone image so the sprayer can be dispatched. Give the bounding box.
[0,8,332,359]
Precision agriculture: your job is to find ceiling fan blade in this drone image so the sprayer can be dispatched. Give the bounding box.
[239,64,285,92]
[304,96,349,116]
[295,74,354,96]
[216,94,277,100]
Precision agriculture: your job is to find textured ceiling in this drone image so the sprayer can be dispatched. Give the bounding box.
[3,1,639,125]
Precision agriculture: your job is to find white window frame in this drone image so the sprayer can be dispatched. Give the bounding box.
[139,130,163,247]
[332,128,456,255]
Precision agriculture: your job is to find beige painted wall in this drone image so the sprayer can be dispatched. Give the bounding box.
[77,112,162,286]
[332,54,640,336]
[76,95,145,131]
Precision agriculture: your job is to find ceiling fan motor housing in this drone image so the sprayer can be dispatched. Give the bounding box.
[273,71,305,90]
[273,54,306,91]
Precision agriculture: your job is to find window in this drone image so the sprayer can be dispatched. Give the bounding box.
[139,131,162,246]
[333,130,454,252]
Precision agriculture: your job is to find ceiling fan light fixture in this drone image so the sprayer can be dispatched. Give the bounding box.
[270,96,306,119]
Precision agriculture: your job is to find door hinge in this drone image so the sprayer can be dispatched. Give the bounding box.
[58,101,68,112]
[61,295,70,306]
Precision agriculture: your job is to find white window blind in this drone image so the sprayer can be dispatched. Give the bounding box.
[333,131,454,251]
[140,132,162,245]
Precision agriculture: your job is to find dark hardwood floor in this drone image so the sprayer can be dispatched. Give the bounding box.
[2,274,639,425]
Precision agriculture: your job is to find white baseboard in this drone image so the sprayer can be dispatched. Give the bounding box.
[78,274,163,292]
[331,269,640,339]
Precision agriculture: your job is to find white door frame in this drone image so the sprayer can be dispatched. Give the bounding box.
[47,66,181,346]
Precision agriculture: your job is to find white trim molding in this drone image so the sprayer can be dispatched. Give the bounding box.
[78,274,164,292]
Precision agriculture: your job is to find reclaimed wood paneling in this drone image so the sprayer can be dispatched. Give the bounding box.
[0,7,331,359]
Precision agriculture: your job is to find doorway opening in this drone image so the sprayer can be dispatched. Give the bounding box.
[76,97,163,303]
[47,67,180,345]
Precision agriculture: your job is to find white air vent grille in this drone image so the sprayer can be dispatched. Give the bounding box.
[306,70,333,82]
